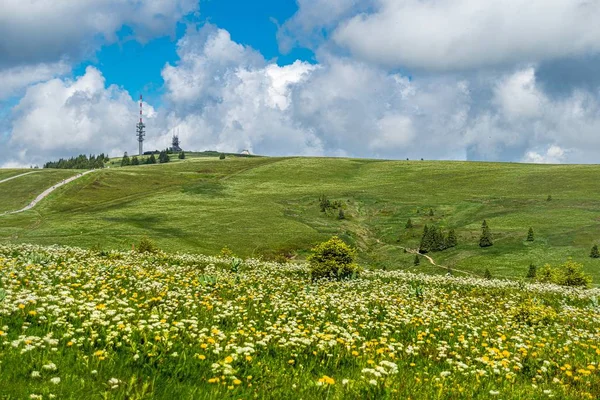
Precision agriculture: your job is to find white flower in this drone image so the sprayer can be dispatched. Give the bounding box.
[440,371,451,378]
[50,377,61,385]
[31,371,41,378]
[489,390,500,396]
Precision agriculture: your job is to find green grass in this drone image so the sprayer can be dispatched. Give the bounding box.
[2,157,600,282]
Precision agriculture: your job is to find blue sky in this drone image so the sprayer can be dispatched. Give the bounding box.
[2,0,600,166]
[74,0,314,106]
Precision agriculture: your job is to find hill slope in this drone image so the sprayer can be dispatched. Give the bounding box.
[1,157,600,281]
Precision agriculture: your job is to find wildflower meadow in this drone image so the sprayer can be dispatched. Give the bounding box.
[0,244,599,399]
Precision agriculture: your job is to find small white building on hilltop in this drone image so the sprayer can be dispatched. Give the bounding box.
[240,149,251,155]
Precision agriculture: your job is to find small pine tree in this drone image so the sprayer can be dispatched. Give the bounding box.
[526,227,535,242]
[179,152,185,159]
[405,218,413,229]
[414,255,420,266]
[547,195,552,201]
[483,268,492,279]
[428,208,434,217]
[131,156,140,166]
[419,225,431,253]
[159,151,170,163]
[446,228,457,248]
[338,208,345,220]
[590,245,600,259]
[120,153,130,167]
[219,153,226,160]
[479,220,493,248]
[147,154,157,164]
[526,263,537,279]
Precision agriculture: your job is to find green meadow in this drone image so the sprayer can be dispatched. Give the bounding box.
[1,155,600,282]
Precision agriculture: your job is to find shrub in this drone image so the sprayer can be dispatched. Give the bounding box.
[137,237,158,253]
[405,218,413,229]
[479,220,493,248]
[526,227,534,242]
[219,153,226,160]
[179,152,185,160]
[220,246,234,259]
[547,195,552,201]
[526,263,537,279]
[590,245,600,259]
[338,208,345,220]
[554,259,591,288]
[413,255,420,266]
[428,208,434,217]
[537,264,554,283]
[445,228,457,248]
[307,237,359,280]
[512,298,557,326]
[483,268,492,280]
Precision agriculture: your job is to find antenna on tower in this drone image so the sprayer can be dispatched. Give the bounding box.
[136,95,145,156]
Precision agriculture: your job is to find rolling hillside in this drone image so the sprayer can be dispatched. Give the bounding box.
[1,156,600,282]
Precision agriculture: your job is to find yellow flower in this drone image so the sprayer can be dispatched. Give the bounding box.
[351,351,359,356]
[28,310,37,316]
[197,354,206,360]
[67,341,73,347]
[318,375,335,385]
[233,379,242,385]
[224,356,233,364]
[245,355,252,362]
[18,304,25,309]
[288,359,295,364]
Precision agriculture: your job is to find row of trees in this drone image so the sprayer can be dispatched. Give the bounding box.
[121,151,185,167]
[44,154,108,169]
[419,225,457,253]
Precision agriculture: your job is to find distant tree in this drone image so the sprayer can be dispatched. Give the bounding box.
[446,228,458,248]
[179,152,185,160]
[414,255,420,266]
[405,218,413,229]
[158,150,170,164]
[432,226,446,251]
[479,220,493,248]
[590,245,600,259]
[526,227,535,242]
[308,236,359,280]
[428,208,434,217]
[147,154,157,164]
[121,153,131,167]
[338,208,345,220]
[526,263,537,279]
[483,268,492,280]
[219,153,226,160]
[131,156,140,166]
[547,195,552,201]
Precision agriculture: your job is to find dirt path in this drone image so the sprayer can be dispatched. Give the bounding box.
[1,170,96,216]
[0,171,39,184]
[401,246,479,277]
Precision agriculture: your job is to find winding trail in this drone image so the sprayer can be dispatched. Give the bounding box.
[0,171,39,184]
[401,246,479,277]
[1,170,96,216]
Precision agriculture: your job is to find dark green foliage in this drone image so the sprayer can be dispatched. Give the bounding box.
[590,245,600,258]
[120,154,131,167]
[405,218,413,229]
[428,208,434,217]
[146,154,157,164]
[547,195,552,201]
[483,268,492,279]
[526,227,534,242]
[319,194,331,212]
[413,255,420,266]
[554,259,592,287]
[179,152,185,160]
[526,264,537,279]
[219,153,226,160]
[479,220,493,248]
[446,228,458,248]
[420,225,453,253]
[159,151,170,164]
[307,237,359,280]
[131,156,140,166]
[137,237,158,253]
[338,208,345,220]
[44,153,107,169]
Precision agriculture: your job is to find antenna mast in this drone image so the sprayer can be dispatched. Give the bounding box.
[136,95,145,156]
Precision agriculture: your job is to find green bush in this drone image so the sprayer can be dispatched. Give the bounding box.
[526,227,534,242]
[479,220,493,248]
[536,260,592,288]
[219,153,226,160]
[526,263,537,279]
[512,298,557,326]
[405,218,413,229]
[137,237,158,253]
[307,237,359,280]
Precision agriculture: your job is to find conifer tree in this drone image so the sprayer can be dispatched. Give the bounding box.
[414,255,420,266]
[526,263,537,278]
[405,218,413,229]
[479,220,493,248]
[338,208,345,220]
[484,268,492,279]
[179,152,185,159]
[219,153,226,160]
[131,156,140,166]
[147,154,157,164]
[526,227,535,242]
[590,245,600,259]
[432,226,446,251]
[446,228,458,248]
[120,153,130,167]
[428,208,434,217]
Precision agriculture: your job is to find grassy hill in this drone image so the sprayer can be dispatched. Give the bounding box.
[1,156,600,282]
